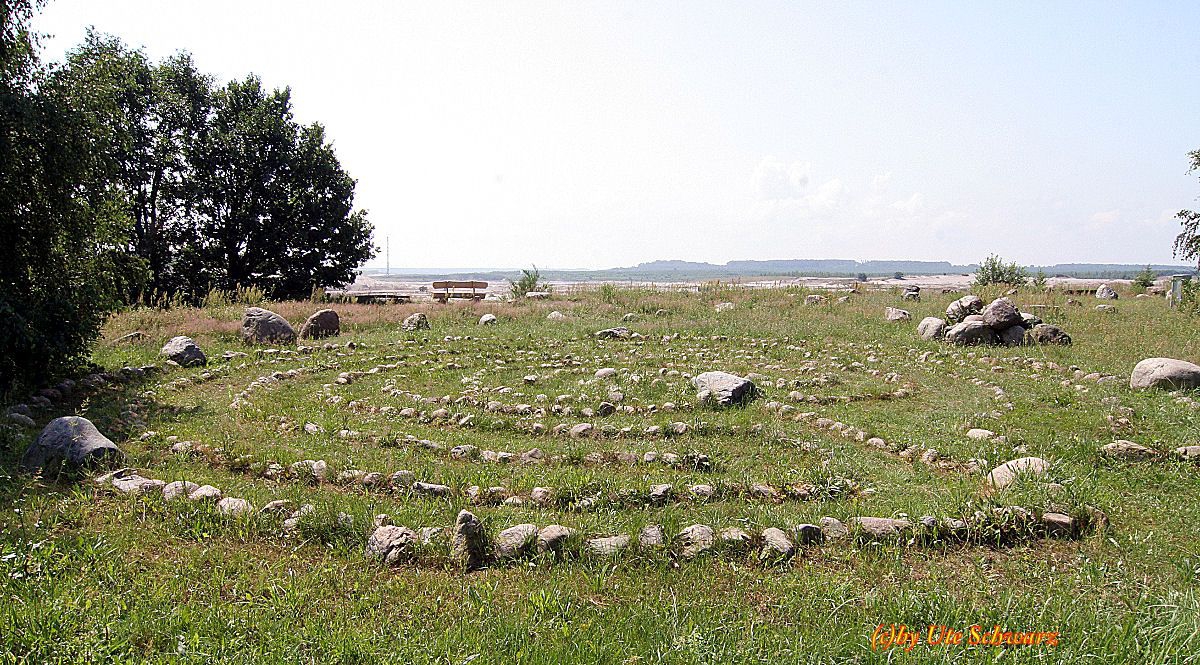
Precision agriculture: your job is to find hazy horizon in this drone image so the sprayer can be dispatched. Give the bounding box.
[34,1,1200,270]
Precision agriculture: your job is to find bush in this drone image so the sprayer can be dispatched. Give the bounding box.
[1031,270,1048,290]
[510,266,547,298]
[1132,266,1157,291]
[597,283,620,305]
[973,254,1029,289]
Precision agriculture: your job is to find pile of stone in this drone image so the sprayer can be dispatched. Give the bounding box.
[918,295,1072,347]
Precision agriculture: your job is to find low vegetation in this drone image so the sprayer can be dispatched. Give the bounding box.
[2,285,1199,662]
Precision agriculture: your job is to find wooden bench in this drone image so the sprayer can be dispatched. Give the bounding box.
[432,280,488,302]
[343,290,412,304]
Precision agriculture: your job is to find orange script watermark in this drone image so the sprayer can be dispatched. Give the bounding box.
[871,624,1061,651]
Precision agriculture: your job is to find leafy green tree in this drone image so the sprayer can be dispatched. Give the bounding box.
[973,254,1029,288]
[0,1,135,395]
[181,76,374,300]
[1174,149,1200,268]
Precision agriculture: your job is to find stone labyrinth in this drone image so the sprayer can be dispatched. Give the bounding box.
[25,305,1199,572]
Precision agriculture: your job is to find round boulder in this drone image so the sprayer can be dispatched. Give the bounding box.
[478,314,497,325]
[917,317,947,341]
[160,336,206,367]
[241,307,296,345]
[996,324,1027,347]
[982,297,1022,330]
[20,416,124,472]
[1030,323,1071,345]
[1130,358,1200,390]
[1096,284,1118,300]
[298,309,340,339]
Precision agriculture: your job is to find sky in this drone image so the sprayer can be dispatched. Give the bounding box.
[33,1,1200,270]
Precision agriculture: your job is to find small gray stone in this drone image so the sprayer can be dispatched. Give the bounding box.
[537,525,576,553]
[586,534,631,556]
[494,523,538,558]
[401,312,431,332]
[367,525,418,564]
[759,527,794,560]
[162,480,200,501]
[678,524,715,558]
[638,524,666,548]
[160,336,206,367]
[850,517,911,539]
[917,317,947,341]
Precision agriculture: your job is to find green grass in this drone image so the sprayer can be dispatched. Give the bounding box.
[2,286,1199,663]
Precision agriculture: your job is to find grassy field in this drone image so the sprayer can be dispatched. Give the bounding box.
[2,285,1199,664]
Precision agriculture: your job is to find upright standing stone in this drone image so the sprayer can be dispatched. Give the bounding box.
[299,309,340,339]
[450,510,487,569]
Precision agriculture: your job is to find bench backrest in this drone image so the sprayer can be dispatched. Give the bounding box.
[432,281,488,291]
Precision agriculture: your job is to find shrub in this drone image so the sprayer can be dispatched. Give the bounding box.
[973,254,1029,289]
[1032,270,1048,290]
[510,265,547,298]
[1132,266,1157,291]
[597,283,620,305]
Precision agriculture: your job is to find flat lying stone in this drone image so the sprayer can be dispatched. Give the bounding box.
[851,517,911,539]
[586,534,631,556]
[986,457,1050,490]
[692,371,756,407]
[1101,440,1156,460]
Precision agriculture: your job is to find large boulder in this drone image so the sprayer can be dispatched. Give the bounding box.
[241,307,296,345]
[298,309,340,339]
[1096,284,1118,300]
[1130,358,1200,390]
[981,297,1022,330]
[945,295,983,323]
[944,320,998,346]
[401,312,430,332]
[1030,323,1071,345]
[692,371,756,407]
[996,325,1027,347]
[20,416,124,472]
[917,317,947,341]
[160,336,206,367]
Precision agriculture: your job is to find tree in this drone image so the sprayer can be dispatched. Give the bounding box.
[973,254,1029,288]
[1174,149,1200,268]
[54,36,373,303]
[181,76,374,300]
[1132,266,1157,290]
[0,1,135,396]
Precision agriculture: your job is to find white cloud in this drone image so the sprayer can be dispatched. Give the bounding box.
[1090,209,1122,225]
[753,157,812,199]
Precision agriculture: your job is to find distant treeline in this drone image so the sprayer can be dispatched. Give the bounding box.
[370,260,1194,284]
